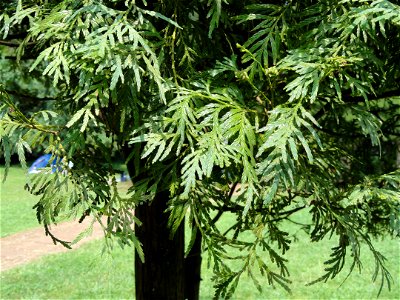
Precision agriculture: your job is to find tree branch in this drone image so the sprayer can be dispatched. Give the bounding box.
[211,182,239,224]
[314,88,400,121]
[268,205,306,223]
[44,223,72,249]
[6,89,57,101]
[0,39,36,47]
[342,88,400,104]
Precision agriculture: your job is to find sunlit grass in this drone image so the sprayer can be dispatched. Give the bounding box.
[1,229,398,299]
[0,166,41,237]
[1,166,399,299]
[0,240,135,299]
[0,165,132,237]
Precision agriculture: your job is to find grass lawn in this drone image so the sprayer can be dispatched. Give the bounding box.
[1,166,399,299]
[1,235,398,299]
[1,240,135,299]
[0,166,42,237]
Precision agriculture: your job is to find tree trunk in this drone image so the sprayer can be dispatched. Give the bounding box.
[135,189,185,300]
[184,231,202,300]
[123,146,202,300]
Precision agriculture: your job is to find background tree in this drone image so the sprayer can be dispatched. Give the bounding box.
[1,1,399,299]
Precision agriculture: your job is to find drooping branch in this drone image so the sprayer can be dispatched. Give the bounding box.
[5,89,57,102]
[0,39,36,47]
[314,88,400,122]
[342,88,400,104]
[211,181,239,224]
[44,224,72,249]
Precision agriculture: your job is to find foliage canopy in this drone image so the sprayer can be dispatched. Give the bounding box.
[1,0,399,298]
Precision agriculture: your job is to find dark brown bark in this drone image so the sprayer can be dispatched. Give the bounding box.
[124,145,202,300]
[184,231,202,300]
[135,190,185,300]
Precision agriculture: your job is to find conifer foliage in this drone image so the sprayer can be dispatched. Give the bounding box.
[1,0,399,298]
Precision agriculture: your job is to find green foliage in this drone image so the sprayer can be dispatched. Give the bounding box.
[1,0,399,298]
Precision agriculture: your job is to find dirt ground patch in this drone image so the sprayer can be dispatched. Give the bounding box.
[0,218,104,272]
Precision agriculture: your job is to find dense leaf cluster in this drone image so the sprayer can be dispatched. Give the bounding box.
[1,0,399,297]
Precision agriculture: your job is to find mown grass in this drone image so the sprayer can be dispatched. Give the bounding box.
[1,241,135,299]
[0,165,131,237]
[1,166,399,299]
[1,235,398,299]
[0,166,41,237]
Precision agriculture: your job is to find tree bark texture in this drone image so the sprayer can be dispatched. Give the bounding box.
[124,146,202,300]
[135,189,185,300]
[184,231,202,300]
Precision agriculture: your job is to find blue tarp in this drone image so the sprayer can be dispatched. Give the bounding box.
[28,154,58,174]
